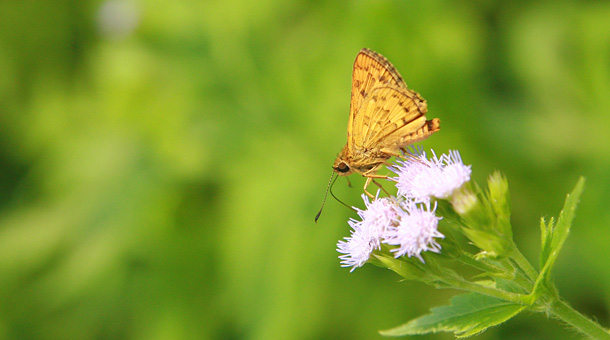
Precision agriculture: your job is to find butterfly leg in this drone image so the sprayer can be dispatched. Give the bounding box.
[363,173,389,198]
[372,179,392,197]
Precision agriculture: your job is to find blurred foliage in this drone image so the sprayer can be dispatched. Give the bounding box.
[0,0,609,339]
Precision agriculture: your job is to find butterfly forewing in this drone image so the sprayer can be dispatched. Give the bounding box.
[348,49,408,149]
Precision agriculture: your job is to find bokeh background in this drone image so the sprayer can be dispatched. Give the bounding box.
[1,0,610,339]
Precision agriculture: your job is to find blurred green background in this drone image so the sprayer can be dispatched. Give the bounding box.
[1,0,609,339]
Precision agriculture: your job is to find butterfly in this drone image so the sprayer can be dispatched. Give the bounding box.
[333,48,440,198]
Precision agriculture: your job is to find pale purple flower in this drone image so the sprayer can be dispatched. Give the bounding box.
[355,193,401,241]
[337,221,378,271]
[390,147,471,201]
[383,200,444,262]
[337,192,400,271]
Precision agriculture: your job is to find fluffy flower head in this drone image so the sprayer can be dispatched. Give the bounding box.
[383,200,444,262]
[337,192,400,271]
[390,148,471,201]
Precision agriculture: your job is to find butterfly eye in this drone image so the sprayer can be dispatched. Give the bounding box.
[336,162,350,173]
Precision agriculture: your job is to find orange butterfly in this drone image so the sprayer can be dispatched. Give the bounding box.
[334,48,440,197]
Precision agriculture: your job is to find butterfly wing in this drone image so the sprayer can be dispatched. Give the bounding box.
[347,49,408,149]
[354,86,439,153]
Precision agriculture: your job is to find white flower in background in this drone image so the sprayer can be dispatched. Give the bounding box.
[97,0,140,39]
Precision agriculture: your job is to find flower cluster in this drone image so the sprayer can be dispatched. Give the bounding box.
[337,194,443,270]
[337,148,471,271]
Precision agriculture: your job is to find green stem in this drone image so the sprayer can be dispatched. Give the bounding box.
[445,275,610,339]
[439,275,525,304]
[549,299,610,340]
[456,252,505,275]
[509,247,538,282]
[502,257,535,292]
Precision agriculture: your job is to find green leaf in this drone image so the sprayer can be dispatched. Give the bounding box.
[538,216,555,270]
[372,253,429,282]
[535,177,585,292]
[380,293,526,337]
[487,172,511,228]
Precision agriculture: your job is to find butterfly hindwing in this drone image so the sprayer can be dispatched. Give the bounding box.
[354,86,428,150]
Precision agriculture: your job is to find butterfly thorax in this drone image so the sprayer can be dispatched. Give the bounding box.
[333,144,390,176]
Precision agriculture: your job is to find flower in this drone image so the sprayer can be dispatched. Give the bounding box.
[337,192,401,271]
[383,200,444,262]
[390,148,471,201]
[337,222,377,271]
[355,193,401,242]
[337,191,446,269]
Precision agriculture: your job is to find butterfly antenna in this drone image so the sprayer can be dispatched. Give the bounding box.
[315,170,336,223]
[315,170,358,222]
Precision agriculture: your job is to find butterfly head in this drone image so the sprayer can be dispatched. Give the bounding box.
[333,159,353,176]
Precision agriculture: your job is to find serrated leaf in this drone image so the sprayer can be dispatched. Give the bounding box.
[535,177,585,292]
[380,293,525,337]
